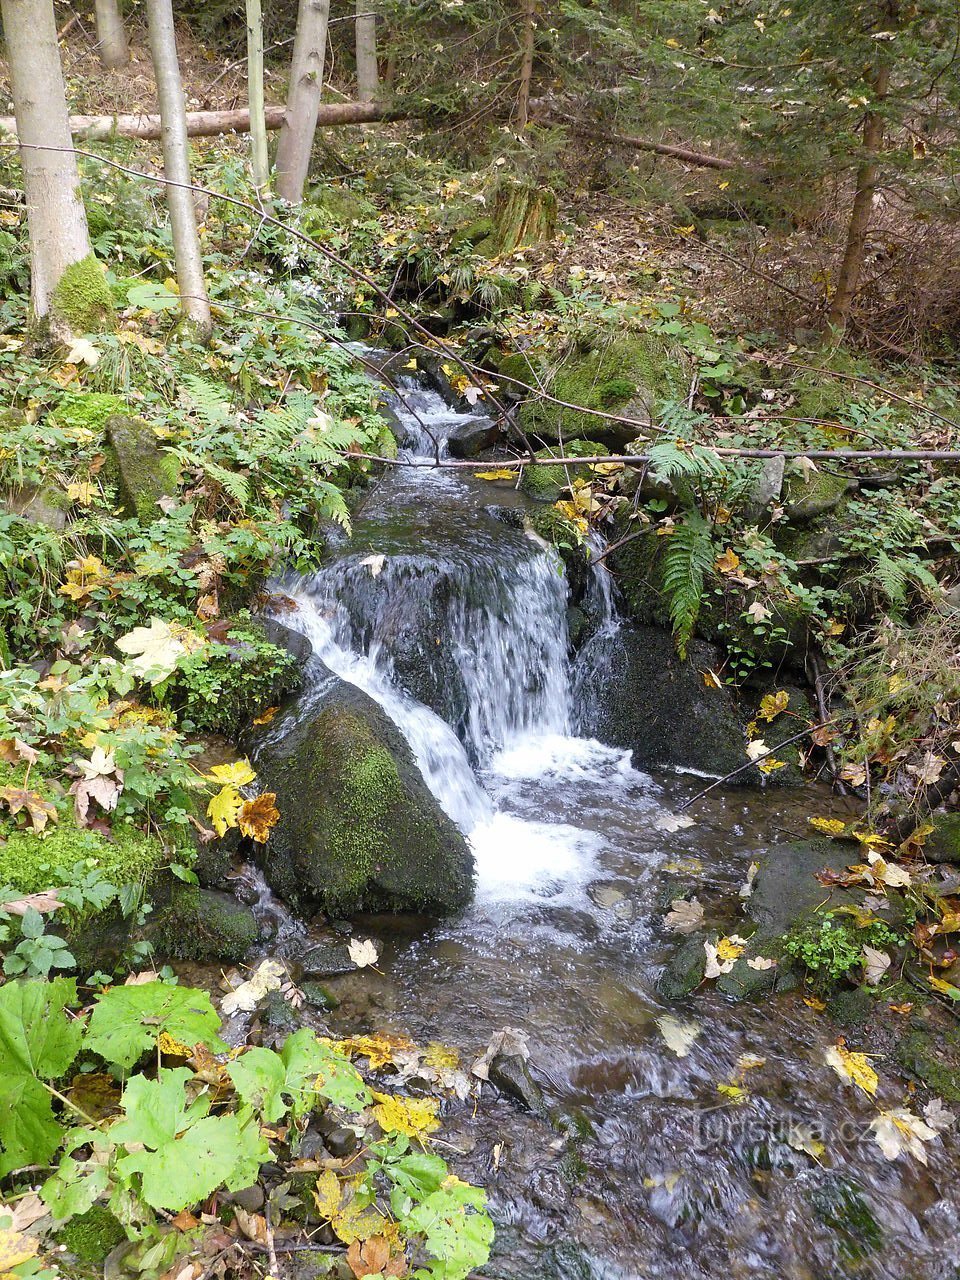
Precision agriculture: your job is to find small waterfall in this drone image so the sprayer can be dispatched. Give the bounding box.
[229,862,304,949]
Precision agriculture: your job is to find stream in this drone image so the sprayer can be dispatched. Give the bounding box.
[228,365,960,1278]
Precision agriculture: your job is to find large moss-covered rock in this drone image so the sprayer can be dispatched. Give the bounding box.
[923,813,960,864]
[576,624,748,777]
[252,681,474,914]
[105,414,180,520]
[519,440,608,501]
[503,333,677,447]
[783,469,856,521]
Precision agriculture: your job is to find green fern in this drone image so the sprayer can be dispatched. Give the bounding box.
[181,374,233,427]
[661,513,715,659]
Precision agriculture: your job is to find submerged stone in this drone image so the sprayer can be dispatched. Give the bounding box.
[252,680,474,915]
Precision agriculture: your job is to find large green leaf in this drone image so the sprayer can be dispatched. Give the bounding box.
[0,1073,63,1177]
[281,1029,371,1114]
[227,1048,288,1124]
[112,1070,269,1212]
[0,977,82,1079]
[85,983,226,1071]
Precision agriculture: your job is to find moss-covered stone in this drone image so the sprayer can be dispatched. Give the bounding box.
[55,1205,126,1266]
[50,254,115,334]
[657,934,708,1001]
[510,333,678,446]
[105,413,180,519]
[53,390,126,434]
[251,680,474,914]
[925,813,960,865]
[809,1176,883,1267]
[519,440,608,501]
[153,884,258,963]
[308,184,378,227]
[783,468,856,521]
[895,1027,960,1102]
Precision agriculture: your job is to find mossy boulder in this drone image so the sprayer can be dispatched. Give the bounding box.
[924,813,960,864]
[105,413,180,520]
[1,480,72,532]
[505,333,678,447]
[576,624,748,777]
[783,468,856,521]
[251,679,474,914]
[151,883,258,963]
[746,838,861,936]
[519,440,608,501]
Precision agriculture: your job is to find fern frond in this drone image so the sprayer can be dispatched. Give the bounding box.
[661,513,715,659]
[182,375,233,428]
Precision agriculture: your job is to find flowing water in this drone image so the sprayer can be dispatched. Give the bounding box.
[250,369,960,1278]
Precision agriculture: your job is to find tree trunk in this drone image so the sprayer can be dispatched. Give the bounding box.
[0,0,113,340]
[827,62,891,333]
[0,102,395,142]
[245,0,269,192]
[516,0,535,130]
[275,0,331,203]
[355,0,378,103]
[145,0,212,339]
[94,0,129,69]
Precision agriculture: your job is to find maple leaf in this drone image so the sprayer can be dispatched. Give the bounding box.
[69,746,124,824]
[334,1033,415,1070]
[656,1015,701,1058]
[359,553,386,577]
[348,937,379,969]
[808,817,847,837]
[0,785,58,833]
[347,1235,405,1279]
[220,959,286,1016]
[0,738,38,767]
[714,548,740,574]
[237,793,279,843]
[314,1171,383,1244]
[758,690,789,721]
[59,554,111,602]
[1,889,63,916]
[704,935,746,977]
[824,1043,878,1096]
[252,706,278,726]
[654,812,696,833]
[372,1090,441,1139]
[745,738,768,762]
[746,955,776,970]
[116,617,187,685]
[207,759,257,788]
[207,785,243,837]
[862,945,891,985]
[747,602,772,624]
[663,897,704,934]
[870,1108,939,1163]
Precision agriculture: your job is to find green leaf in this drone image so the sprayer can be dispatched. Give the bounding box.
[0,976,82,1078]
[227,1048,287,1123]
[0,1073,63,1177]
[281,1029,372,1116]
[405,1181,494,1280]
[112,1070,270,1211]
[126,282,179,312]
[41,1152,111,1220]
[85,983,226,1071]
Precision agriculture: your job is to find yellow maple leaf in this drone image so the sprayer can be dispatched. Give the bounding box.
[66,480,96,506]
[207,758,256,788]
[716,936,745,962]
[473,469,516,481]
[313,1172,382,1245]
[334,1033,414,1070]
[824,1044,878,1096]
[803,995,827,1011]
[758,690,790,721]
[207,784,243,837]
[237,793,279,843]
[808,817,847,837]
[0,1223,38,1273]
[423,1042,460,1071]
[758,756,787,775]
[372,1091,441,1140]
[714,548,740,575]
[717,1083,749,1104]
[59,555,111,601]
[252,706,278,726]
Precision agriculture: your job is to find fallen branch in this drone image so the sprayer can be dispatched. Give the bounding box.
[341,447,960,468]
[0,102,396,142]
[543,107,740,172]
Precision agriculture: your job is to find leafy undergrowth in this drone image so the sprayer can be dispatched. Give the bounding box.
[1,975,493,1280]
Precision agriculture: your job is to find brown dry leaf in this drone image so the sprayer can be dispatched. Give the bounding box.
[714,548,740,575]
[252,706,278,726]
[701,669,723,690]
[237,793,280,843]
[0,738,38,766]
[0,786,58,833]
[346,1234,405,1279]
[171,1209,200,1233]
[4,1194,46,1233]
[68,1072,122,1121]
[1,889,64,916]
[231,1207,267,1243]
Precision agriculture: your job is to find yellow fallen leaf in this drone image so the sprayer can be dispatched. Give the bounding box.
[334,1033,415,1070]
[372,1091,440,1140]
[207,759,256,787]
[758,690,789,721]
[473,469,516,481]
[808,817,847,837]
[237,793,280,843]
[717,1083,749,1104]
[824,1044,878,1096]
[207,784,243,838]
[714,548,740,575]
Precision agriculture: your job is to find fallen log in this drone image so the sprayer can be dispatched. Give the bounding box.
[561,120,739,171]
[0,102,393,142]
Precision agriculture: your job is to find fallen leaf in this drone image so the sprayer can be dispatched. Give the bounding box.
[207,759,257,787]
[870,1107,938,1163]
[472,1026,529,1080]
[359,553,386,577]
[758,691,789,720]
[252,706,278,726]
[221,958,286,1015]
[1,889,64,916]
[237,793,279,843]
[372,1091,440,1140]
[0,738,38,766]
[656,1015,701,1058]
[923,1097,956,1132]
[803,995,827,1012]
[474,469,517,481]
[824,1043,878,1096]
[207,784,243,838]
[116,617,187,684]
[808,816,847,837]
[704,935,746,978]
[739,861,759,899]
[0,1222,39,1271]
[232,1207,267,1243]
[64,336,101,367]
[347,937,379,969]
[717,1083,749,1104]
[0,786,58,833]
[663,897,704,934]
[745,739,768,762]
[655,812,696,833]
[862,945,891,985]
[714,548,740,575]
[748,602,773,625]
[788,1123,825,1159]
[746,955,776,970]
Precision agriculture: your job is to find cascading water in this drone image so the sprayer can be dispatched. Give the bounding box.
[259,360,960,1280]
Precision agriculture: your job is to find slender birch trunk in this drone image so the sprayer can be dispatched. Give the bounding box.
[0,0,113,340]
[145,0,212,339]
[245,0,269,192]
[826,63,890,334]
[94,0,129,70]
[275,0,331,203]
[355,0,378,104]
[516,0,535,130]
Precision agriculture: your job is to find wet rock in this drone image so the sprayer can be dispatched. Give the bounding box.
[519,440,609,502]
[301,981,341,1011]
[924,813,960,864]
[746,838,860,935]
[657,935,708,1001]
[300,940,355,979]
[489,1053,550,1119]
[742,684,814,787]
[447,417,500,459]
[251,681,474,914]
[225,1184,264,1212]
[577,624,749,777]
[152,884,258,963]
[260,616,313,669]
[895,1025,960,1102]
[261,990,299,1034]
[317,1112,359,1157]
[784,469,856,521]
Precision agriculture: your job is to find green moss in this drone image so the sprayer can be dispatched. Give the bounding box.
[0,812,167,896]
[50,255,115,334]
[810,1177,882,1266]
[896,1028,960,1102]
[783,469,853,521]
[53,391,126,435]
[155,884,258,963]
[516,333,676,443]
[56,1206,126,1265]
[105,414,180,519]
[926,813,960,864]
[519,439,608,500]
